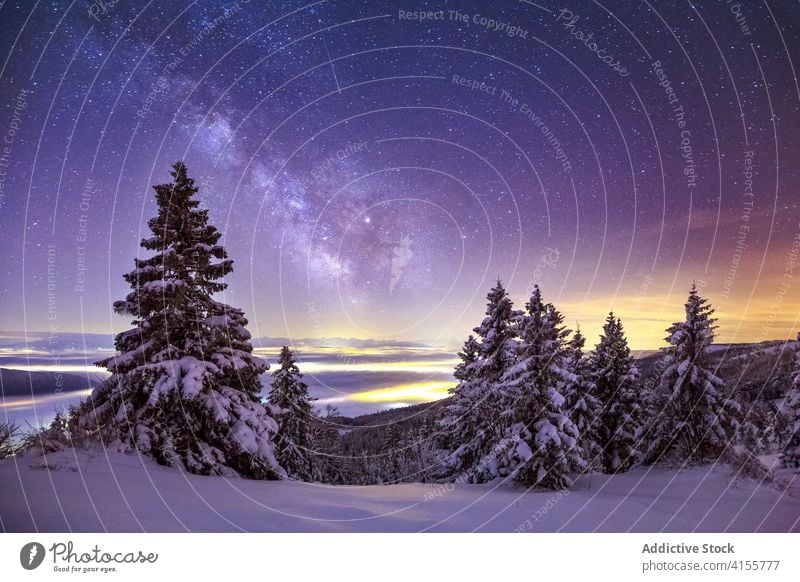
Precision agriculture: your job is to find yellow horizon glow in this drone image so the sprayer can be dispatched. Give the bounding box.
[318,380,456,404]
[1,361,460,376]
[286,359,459,375]
[253,346,450,355]
[555,290,800,350]
[0,364,108,375]
[0,388,94,410]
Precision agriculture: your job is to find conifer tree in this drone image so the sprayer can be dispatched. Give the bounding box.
[477,286,584,489]
[381,423,405,483]
[590,313,641,473]
[439,280,518,479]
[312,405,347,483]
[453,335,480,382]
[780,345,800,469]
[407,415,439,483]
[564,327,602,470]
[269,346,319,481]
[78,162,282,479]
[0,421,18,459]
[646,285,741,463]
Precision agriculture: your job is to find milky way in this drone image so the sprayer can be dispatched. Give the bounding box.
[1,1,799,349]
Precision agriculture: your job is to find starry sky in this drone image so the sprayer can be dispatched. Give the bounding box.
[1,0,799,350]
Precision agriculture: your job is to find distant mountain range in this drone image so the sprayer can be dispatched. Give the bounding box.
[636,339,798,402]
[4,330,793,356]
[0,368,103,397]
[3,333,796,408]
[0,331,435,352]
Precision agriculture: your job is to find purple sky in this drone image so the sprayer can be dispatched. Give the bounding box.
[1,0,799,349]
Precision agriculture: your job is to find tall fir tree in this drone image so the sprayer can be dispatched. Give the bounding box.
[380,423,405,483]
[77,162,282,479]
[564,326,602,470]
[476,286,584,489]
[590,313,641,473]
[408,414,440,483]
[646,284,742,463]
[269,346,319,481]
[311,405,347,484]
[780,343,800,469]
[439,280,518,480]
[453,335,480,382]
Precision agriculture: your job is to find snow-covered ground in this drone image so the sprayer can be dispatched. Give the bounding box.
[1,450,798,532]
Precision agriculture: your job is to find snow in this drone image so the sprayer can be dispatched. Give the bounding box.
[515,439,533,461]
[140,279,187,292]
[206,315,232,327]
[546,386,565,408]
[535,420,559,446]
[1,450,798,532]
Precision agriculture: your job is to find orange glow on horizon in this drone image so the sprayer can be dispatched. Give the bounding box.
[0,389,93,411]
[317,380,455,405]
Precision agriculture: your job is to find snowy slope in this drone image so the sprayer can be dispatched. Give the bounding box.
[1,450,798,532]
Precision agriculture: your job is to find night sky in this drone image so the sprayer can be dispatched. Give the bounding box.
[1,0,799,349]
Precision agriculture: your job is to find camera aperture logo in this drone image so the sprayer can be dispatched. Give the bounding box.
[19,541,158,574]
[20,542,46,570]
[389,234,413,296]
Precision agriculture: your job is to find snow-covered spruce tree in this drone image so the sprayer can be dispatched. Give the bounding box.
[434,333,479,463]
[439,280,518,480]
[268,346,319,481]
[475,286,584,489]
[453,334,480,382]
[405,415,440,483]
[780,345,800,469]
[380,422,404,483]
[311,405,347,484]
[647,285,741,464]
[564,327,602,470]
[0,421,18,459]
[78,162,282,479]
[590,313,641,473]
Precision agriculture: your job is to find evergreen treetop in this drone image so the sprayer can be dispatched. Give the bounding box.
[80,162,280,479]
